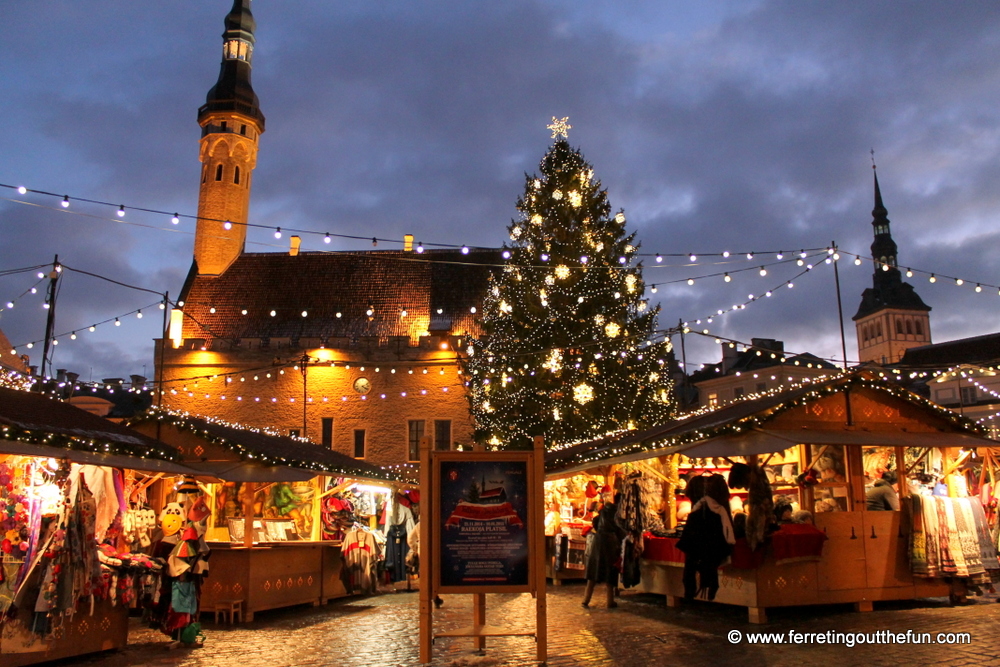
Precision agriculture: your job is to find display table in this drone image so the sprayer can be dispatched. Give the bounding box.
[640,512,950,623]
[544,535,586,584]
[0,596,129,667]
[201,541,348,621]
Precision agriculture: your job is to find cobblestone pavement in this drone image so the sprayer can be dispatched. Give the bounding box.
[60,583,1000,667]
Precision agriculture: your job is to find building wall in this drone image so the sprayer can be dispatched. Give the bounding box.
[856,308,931,365]
[155,337,473,467]
[695,366,835,407]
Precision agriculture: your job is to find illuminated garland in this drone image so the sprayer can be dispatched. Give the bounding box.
[0,410,180,462]
[544,372,988,472]
[129,407,404,482]
[0,367,33,391]
[463,135,677,450]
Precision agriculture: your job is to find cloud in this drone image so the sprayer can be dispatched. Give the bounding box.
[3,0,1000,379]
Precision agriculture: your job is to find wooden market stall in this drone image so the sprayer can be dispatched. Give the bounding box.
[0,386,197,667]
[546,372,1000,623]
[128,410,413,622]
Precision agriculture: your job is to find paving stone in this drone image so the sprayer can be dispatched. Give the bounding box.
[61,583,1000,666]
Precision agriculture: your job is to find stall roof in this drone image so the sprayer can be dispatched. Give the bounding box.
[545,372,996,476]
[0,386,184,469]
[127,410,402,484]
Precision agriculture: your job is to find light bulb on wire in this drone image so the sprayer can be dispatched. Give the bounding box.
[117,205,125,217]
[171,213,179,224]
[61,195,69,208]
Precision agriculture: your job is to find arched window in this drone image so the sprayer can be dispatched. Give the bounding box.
[915,320,923,336]
[876,321,883,337]
[906,320,913,335]
[234,166,240,185]
[215,164,223,181]
[862,326,869,342]
[896,319,904,335]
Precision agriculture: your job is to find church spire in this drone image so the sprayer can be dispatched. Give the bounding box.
[853,162,931,364]
[193,0,266,276]
[869,166,897,272]
[199,0,264,127]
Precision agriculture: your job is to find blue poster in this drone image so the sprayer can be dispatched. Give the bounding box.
[439,459,529,587]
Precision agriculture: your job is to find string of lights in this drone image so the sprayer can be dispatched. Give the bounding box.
[1,182,835,270]
[10,299,164,351]
[1,276,47,317]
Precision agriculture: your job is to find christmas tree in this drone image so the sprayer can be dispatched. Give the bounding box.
[463,119,676,450]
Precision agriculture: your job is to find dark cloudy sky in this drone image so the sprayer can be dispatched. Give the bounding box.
[1,0,999,381]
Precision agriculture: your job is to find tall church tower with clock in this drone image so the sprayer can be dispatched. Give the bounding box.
[192,0,265,276]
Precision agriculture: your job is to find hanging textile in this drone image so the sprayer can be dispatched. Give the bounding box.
[909,494,998,582]
[384,525,408,583]
[341,527,381,594]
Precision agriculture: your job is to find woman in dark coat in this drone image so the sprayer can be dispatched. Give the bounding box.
[677,474,734,601]
[582,494,625,608]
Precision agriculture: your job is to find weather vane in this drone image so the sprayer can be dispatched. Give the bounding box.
[871,148,876,170]
[547,116,571,139]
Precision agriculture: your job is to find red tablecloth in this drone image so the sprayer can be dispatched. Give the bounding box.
[770,523,827,564]
[641,535,764,569]
[642,524,826,569]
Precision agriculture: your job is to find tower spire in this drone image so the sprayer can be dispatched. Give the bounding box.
[869,163,896,271]
[193,0,266,276]
[853,162,932,364]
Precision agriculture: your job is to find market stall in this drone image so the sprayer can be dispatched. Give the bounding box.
[0,386,197,666]
[546,372,1000,622]
[127,410,413,622]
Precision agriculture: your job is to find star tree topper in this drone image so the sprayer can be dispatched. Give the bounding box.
[547,116,572,139]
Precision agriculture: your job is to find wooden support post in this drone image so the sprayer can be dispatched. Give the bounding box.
[855,600,873,613]
[748,607,767,624]
[473,593,486,652]
[665,595,681,609]
[894,446,908,499]
[243,482,255,549]
[533,435,548,665]
[418,435,433,664]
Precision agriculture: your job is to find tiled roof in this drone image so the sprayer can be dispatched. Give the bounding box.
[0,386,179,461]
[179,249,500,343]
[128,411,396,482]
[898,332,1000,368]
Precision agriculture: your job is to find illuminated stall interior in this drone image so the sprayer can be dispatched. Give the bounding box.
[127,409,417,621]
[545,372,1000,621]
[0,386,196,666]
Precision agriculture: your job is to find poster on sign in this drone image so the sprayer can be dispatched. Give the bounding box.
[437,457,530,590]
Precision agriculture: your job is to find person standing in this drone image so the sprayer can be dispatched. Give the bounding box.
[582,493,625,608]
